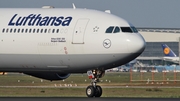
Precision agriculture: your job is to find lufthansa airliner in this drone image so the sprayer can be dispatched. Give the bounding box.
[0,6,145,97]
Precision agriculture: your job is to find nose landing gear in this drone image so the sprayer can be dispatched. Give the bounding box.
[86,69,104,97]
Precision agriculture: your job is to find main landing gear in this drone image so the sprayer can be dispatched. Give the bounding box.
[86,69,105,97]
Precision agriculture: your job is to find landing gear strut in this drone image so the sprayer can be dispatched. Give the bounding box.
[86,69,105,97]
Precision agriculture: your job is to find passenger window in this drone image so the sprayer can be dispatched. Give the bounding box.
[21,29,24,33]
[10,29,13,33]
[6,28,9,33]
[29,29,32,33]
[18,29,20,33]
[48,29,51,33]
[56,29,59,33]
[113,27,120,33]
[33,29,36,33]
[37,29,39,33]
[14,29,16,33]
[121,27,133,33]
[105,26,114,33]
[41,29,43,33]
[44,29,47,33]
[52,29,55,33]
[2,28,5,33]
[25,29,28,33]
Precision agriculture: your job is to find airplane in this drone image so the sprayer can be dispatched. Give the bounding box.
[0,6,145,97]
[161,44,179,64]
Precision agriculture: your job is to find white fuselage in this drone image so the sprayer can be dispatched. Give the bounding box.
[0,8,145,73]
[163,57,179,64]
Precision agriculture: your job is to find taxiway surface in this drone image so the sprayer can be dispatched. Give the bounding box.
[0,98,180,101]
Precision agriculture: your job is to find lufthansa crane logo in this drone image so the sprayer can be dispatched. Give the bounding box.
[103,39,111,48]
[164,47,170,55]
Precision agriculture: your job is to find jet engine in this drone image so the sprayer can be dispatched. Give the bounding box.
[24,72,70,81]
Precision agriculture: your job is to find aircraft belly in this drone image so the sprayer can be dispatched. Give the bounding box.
[68,53,138,71]
[0,54,44,68]
[0,53,137,72]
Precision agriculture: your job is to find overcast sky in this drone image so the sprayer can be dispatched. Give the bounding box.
[0,0,180,28]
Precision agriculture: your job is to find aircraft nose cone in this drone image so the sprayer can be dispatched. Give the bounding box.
[127,33,146,54]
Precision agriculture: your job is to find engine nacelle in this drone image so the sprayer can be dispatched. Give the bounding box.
[24,72,70,81]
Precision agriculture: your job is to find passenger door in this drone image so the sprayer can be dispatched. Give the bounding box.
[72,18,89,44]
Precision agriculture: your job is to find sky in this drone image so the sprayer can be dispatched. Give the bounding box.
[0,0,180,28]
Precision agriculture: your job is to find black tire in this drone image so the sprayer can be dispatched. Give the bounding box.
[86,85,95,97]
[94,85,102,97]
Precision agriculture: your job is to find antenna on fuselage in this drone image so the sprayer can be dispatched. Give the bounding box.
[72,3,76,9]
[105,10,111,13]
[42,6,55,9]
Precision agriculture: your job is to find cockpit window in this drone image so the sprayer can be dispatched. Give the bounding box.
[105,26,121,33]
[121,27,138,33]
[121,27,133,33]
[105,26,114,33]
[106,26,138,33]
[131,27,138,33]
[114,26,120,33]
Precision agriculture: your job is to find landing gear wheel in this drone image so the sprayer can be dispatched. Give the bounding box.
[86,69,105,97]
[86,85,95,97]
[95,85,102,97]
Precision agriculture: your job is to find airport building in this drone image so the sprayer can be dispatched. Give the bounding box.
[137,28,180,65]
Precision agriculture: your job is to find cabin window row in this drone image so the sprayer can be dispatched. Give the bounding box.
[2,28,64,34]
